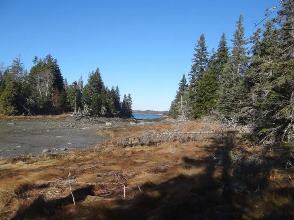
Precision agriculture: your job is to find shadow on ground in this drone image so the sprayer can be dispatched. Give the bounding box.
[13,131,294,220]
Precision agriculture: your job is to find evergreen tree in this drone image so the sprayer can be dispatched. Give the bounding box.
[0,69,3,87]
[191,68,219,118]
[8,57,25,80]
[121,94,133,118]
[218,15,248,121]
[0,58,29,115]
[110,86,121,115]
[231,15,248,77]
[188,34,229,119]
[0,74,22,115]
[114,86,121,113]
[248,1,294,144]
[169,74,188,118]
[29,55,66,114]
[189,33,209,82]
[192,34,229,118]
[65,81,83,112]
[188,34,209,118]
[277,0,294,60]
[83,68,105,116]
[215,33,229,80]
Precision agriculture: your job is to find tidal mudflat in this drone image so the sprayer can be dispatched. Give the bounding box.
[0,116,119,157]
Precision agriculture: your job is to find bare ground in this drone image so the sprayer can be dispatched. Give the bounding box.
[0,119,293,219]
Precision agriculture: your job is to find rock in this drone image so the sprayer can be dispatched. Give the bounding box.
[105,122,112,126]
[42,149,51,154]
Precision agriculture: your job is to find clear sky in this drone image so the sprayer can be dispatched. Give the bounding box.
[0,0,278,111]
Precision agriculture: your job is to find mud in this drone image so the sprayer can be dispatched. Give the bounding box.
[0,117,111,157]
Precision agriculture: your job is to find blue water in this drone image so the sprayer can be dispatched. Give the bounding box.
[133,113,161,120]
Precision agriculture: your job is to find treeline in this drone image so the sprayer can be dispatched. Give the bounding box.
[0,55,133,118]
[170,0,294,145]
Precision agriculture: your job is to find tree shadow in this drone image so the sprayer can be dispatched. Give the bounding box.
[12,185,95,220]
[57,131,243,220]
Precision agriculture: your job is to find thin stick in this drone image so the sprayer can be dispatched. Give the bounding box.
[68,172,76,206]
[123,184,126,199]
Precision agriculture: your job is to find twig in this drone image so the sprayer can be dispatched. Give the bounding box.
[123,184,126,199]
[68,172,76,206]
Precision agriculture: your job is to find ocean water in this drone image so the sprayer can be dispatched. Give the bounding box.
[133,113,161,120]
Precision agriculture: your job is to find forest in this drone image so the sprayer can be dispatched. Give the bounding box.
[170,0,294,146]
[0,55,133,118]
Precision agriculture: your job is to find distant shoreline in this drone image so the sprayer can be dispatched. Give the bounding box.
[133,110,168,115]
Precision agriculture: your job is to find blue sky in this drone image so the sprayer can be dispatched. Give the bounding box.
[0,0,277,111]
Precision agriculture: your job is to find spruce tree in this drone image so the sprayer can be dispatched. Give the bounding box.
[189,34,229,119]
[277,0,294,60]
[215,33,229,80]
[189,33,209,82]
[192,68,219,118]
[188,34,209,118]
[65,81,83,112]
[113,86,121,114]
[251,0,294,144]
[169,74,188,118]
[0,58,29,115]
[29,55,66,114]
[218,15,248,122]
[0,74,22,115]
[47,55,66,113]
[83,68,105,116]
[242,1,294,144]
[9,57,25,80]
[121,94,133,118]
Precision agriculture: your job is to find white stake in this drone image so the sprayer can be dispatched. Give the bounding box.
[68,172,76,206]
